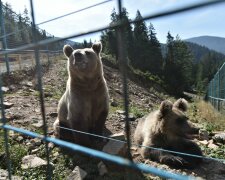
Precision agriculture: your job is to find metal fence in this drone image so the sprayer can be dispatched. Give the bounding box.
[1,0,225,179]
[207,62,225,113]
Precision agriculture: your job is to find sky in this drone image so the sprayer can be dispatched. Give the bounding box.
[2,0,225,43]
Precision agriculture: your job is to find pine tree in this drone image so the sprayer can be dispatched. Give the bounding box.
[131,10,149,70]
[164,33,194,94]
[148,23,163,75]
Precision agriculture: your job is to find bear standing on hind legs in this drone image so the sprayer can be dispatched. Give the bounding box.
[134,98,203,169]
[53,42,109,147]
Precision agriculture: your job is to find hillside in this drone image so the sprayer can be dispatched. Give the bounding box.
[161,41,225,64]
[185,41,225,64]
[0,55,225,179]
[186,36,225,55]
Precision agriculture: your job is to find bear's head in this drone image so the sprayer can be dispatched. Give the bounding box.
[158,99,199,139]
[63,42,102,78]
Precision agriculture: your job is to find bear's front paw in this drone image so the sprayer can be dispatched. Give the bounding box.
[140,147,151,158]
[160,155,188,168]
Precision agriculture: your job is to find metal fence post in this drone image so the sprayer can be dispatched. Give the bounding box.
[218,70,220,110]
[117,0,132,162]
[29,0,52,179]
[0,0,10,74]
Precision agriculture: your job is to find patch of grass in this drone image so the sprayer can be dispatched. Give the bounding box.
[0,132,28,174]
[200,144,225,159]
[129,66,164,86]
[189,100,225,131]
[44,84,64,101]
[130,105,148,118]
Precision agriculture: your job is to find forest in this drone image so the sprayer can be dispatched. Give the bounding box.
[1,2,225,95]
[100,8,225,95]
[0,3,62,50]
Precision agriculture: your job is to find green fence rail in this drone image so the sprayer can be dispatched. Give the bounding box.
[207,62,225,111]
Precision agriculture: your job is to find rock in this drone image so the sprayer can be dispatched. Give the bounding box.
[8,130,15,137]
[199,129,209,140]
[128,113,136,121]
[21,81,33,88]
[44,92,53,98]
[48,112,58,118]
[48,142,55,149]
[198,140,208,145]
[9,85,16,91]
[3,102,14,109]
[1,87,9,93]
[32,121,44,128]
[208,143,219,149]
[22,104,31,107]
[12,176,22,180]
[67,166,87,180]
[98,161,108,176]
[102,139,127,157]
[26,81,33,87]
[17,136,24,143]
[21,155,52,169]
[110,132,125,141]
[0,169,22,180]
[116,110,125,114]
[115,89,122,94]
[110,101,118,107]
[31,149,39,154]
[30,138,42,146]
[213,133,225,144]
[0,169,8,179]
[53,152,59,157]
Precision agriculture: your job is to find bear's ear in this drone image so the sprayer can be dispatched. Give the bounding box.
[159,100,173,116]
[92,42,102,55]
[63,45,74,58]
[173,98,188,112]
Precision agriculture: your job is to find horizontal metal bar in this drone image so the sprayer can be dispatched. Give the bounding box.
[0,124,193,180]
[1,0,225,55]
[208,96,225,101]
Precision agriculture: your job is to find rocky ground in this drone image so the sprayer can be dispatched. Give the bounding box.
[0,58,225,179]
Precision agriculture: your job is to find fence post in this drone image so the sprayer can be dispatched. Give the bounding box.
[0,0,10,74]
[29,0,52,179]
[218,70,220,110]
[46,45,50,65]
[116,0,132,162]
[18,54,22,70]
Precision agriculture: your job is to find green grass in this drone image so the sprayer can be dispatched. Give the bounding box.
[188,100,225,160]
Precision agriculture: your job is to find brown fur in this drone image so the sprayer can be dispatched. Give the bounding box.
[134,99,202,169]
[53,42,109,146]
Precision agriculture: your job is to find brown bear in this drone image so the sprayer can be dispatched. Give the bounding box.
[53,42,109,146]
[134,98,202,169]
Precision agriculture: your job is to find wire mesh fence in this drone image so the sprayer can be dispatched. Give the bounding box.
[207,62,225,113]
[1,0,225,179]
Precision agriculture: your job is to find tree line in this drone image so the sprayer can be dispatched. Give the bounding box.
[0,2,62,50]
[100,8,225,95]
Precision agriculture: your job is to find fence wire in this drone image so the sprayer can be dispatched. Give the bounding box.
[207,62,225,112]
[1,0,225,179]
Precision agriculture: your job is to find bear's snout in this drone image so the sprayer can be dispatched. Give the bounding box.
[75,51,83,62]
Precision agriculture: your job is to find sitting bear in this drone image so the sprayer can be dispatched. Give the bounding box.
[134,98,202,169]
[53,42,109,146]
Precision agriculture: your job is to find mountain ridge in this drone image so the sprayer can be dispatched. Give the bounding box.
[185,36,225,55]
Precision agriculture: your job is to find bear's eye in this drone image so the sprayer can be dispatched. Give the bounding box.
[85,51,91,56]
